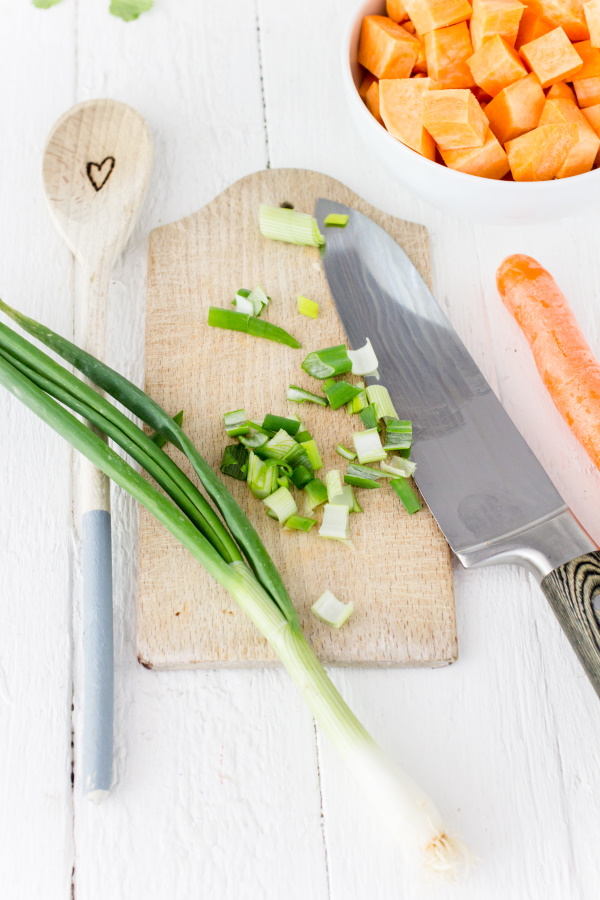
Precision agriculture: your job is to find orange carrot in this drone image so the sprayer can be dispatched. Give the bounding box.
[497,254,600,469]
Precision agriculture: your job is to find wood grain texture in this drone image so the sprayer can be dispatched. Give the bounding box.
[137,168,456,669]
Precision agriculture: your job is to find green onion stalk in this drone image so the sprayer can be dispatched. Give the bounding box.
[0,299,469,879]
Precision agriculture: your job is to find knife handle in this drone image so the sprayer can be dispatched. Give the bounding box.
[541,551,600,699]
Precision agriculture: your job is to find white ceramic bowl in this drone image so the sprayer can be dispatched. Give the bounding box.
[344,0,600,224]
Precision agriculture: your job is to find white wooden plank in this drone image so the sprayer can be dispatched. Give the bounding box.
[0,4,76,899]
[258,0,600,897]
[71,2,329,897]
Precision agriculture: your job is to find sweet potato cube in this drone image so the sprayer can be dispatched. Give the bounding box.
[581,101,600,158]
[573,75,600,105]
[414,40,429,73]
[520,27,584,87]
[468,34,528,95]
[584,0,600,47]
[365,81,384,124]
[515,9,554,49]
[546,81,577,100]
[402,0,472,34]
[379,77,438,158]
[386,0,409,23]
[358,16,420,79]
[505,123,578,178]
[522,0,589,41]
[359,72,378,100]
[539,96,600,174]
[424,22,476,87]
[470,0,525,50]
[484,72,545,140]
[440,128,511,175]
[422,87,489,146]
[572,39,600,75]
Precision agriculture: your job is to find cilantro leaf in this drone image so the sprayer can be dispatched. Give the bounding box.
[109,0,153,20]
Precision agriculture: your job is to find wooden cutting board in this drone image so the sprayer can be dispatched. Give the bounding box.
[137,169,457,669]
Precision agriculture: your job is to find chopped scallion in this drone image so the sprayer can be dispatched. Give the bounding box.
[298,294,318,318]
[220,444,249,481]
[346,384,368,415]
[277,475,290,488]
[239,431,269,450]
[324,213,349,228]
[301,438,323,471]
[366,385,398,421]
[326,469,344,502]
[259,205,325,247]
[319,504,352,545]
[311,590,353,628]
[352,427,387,465]
[263,486,297,523]
[295,429,312,443]
[390,477,422,514]
[304,478,328,511]
[290,465,313,489]
[322,377,336,392]
[287,385,328,407]
[358,404,380,431]
[384,419,412,451]
[330,484,362,513]
[247,451,279,499]
[347,338,379,378]
[284,515,317,532]
[282,442,314,473]
[324,380,362,411]
[247,285,270,317]
[344,463,383,490]
[208,307,301,349]
[380,456,417,478]
[262,414,300,437]
[336,443,356,461]
[301,345,351,379]
[232,294,255,315]
[223,408,249,437]
[261,428,298,460]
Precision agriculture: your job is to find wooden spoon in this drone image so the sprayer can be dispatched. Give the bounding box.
[42,99,153,803]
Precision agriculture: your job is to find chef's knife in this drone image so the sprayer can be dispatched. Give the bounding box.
[315,198,600,698]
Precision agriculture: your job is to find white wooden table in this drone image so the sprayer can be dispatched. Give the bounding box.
[3,3,600,898]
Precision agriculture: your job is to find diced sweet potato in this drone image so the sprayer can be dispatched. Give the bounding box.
[470,0,525,50]
[424,22,476,87]
[515,9,554,49]
[414,40,429,73]
[379,77,438,158]
[403,20,418,33]
[386,0,409,23]
[365,81,384,125]
[402,0,472,35]
[573,75,600,104]
[358,16,420,79]
[546,81,577,100]
[468,33,528,94]
[505,123,579,177]
[522,0,589,41]
[472,85,494,103]
[539,95,600,173]
[581,101,600,159]
[572,39,600,75]
[422,87,489,146]
[440,128,511,175]
[484,71,545,140]
[359,72,378,100]
[520,27,584,87]
[584,0,600,47]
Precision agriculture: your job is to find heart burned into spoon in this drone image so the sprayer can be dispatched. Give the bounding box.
[86,156,115,192]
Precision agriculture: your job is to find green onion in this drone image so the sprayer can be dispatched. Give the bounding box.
[295,429,312,443]
[319,504,352,546]
[311,589,354,627]
[336,443,356,461]
[232,289,255,315]
[247,420,275,436]
[324,380,362,411]
[346,383,368,415]
[247,285,270,317]
[301,438,323,471]
[344,463,383,490]
[347,338,378,377]
[223,408,249,437]
[304,478,328,511]
[290,465,313,489]
[366,385,398,421]
[353,428,387,465]
[220,444,249,481]
[384,419,412,451]
[282,442,314,473]
[284,515,317,532]
[380,456,417,478]
[150,409,183,448]
[208,307,301,349]
[263,486,297,523]
[259,205,325,247]
[298,294,318,319]
[239,431,269,450]
[330,484,362,513]
[359,404,380,431]
[326,469,344,502]
[277,475,290,488]
[261,428,297,460]
[301,344,351,379]
[247,452,279,499]
[286,385,328,407]
[324,213,349,228]
[390,478,422,514]
[262,414,300,437]
[322,376,336,392]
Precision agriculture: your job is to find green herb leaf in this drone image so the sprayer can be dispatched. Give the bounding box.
[109,0,153,21]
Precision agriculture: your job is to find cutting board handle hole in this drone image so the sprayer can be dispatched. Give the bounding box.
[279,201,294,209]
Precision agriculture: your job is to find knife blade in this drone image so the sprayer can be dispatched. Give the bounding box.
[316,198,600,698]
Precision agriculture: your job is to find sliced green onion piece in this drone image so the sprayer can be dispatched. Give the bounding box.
[263,486,297,523]
[324,213,349,228]
[336,443,356,461]
[277,475,290,488]
[358,403,380,431]
[150,409,183,448]
[295,429,312,443]
[239,431,269,450]
[384,419,412,451]
[330,484,362,513]
[319,504,352,545]
[286,385,328,406]
[366,385,398,421]
[298,295,318,319]
[311,589,354,628]
[246,420,275,436]
[347,338,379,378]
[290,465,313,489]
[346,383,368,415]
[208,307,301,349]
[390,477,422,514]
[324,380,362,411]
[247,285,270,317]
[259,205,325,247]
[301,345,351,379]
[261,428,297,460]
[262,414,300,436]
[247,451,279,499]
[322,376,336,392]
[220,444,249,481]
[304,478,328,511]
[223,408,249,437]
[232,293,255,315]
[352,427,387,465]
[266,508,279,520]
[344,463,383,490]
[301,438,323,471]
[380,456,417,478]
[282,443,314,474]
[326,469,344,502]
[284,514,317,532]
